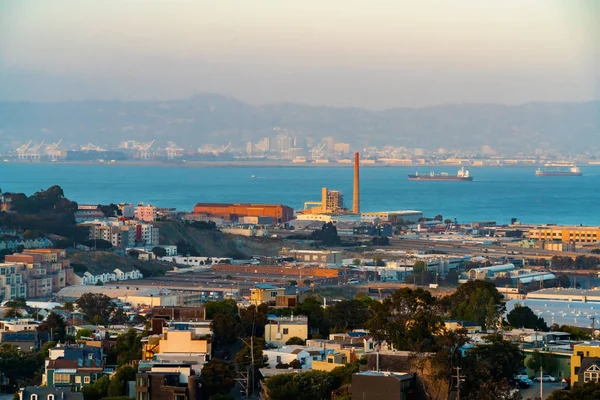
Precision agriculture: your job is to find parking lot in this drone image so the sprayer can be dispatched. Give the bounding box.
[519,382,567,400]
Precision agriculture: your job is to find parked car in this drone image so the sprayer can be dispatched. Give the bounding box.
[519,378,533,388]
[534,375,556,382]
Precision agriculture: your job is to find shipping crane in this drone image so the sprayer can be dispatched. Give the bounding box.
[165,142,183,159]
[138,139,155,159]
[311,142,327,160]
[46,139,64,161]
[16,140,33,160]
[26,141,45,160]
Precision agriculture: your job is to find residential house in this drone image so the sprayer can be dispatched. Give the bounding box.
[136,363,201,400]
[444,320,482,334]
[250,284,286,306]
[44,344,105,390]
[351,371,417,400]
[0,331,41,352]
[142,326,212,364]
[263,346,325,370]
[571,344,600,385]
[264,315,308,346]
[0,318,39,332]
[19,386,83,400]
[312,349,357,372]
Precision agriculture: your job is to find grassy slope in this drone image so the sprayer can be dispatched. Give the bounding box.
[155,221,284,258]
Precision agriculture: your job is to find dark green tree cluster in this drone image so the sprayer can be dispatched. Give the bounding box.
[37,312,68,342]
[551,255,600,270]
[0,344,42,388]
[200,359,236,398]
[109,329,143,366]
[190,220,217,230]
[446,280,505,330]
[506,304,549,331]
[0,186,87,240]
[264,370,335,400]
[76,293,116,324]
[547,382,600,400]
[310,222,341,246]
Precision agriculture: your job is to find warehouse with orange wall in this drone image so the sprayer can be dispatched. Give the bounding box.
[193,203,294,223]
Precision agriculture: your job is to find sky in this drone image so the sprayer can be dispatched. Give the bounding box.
[0,0,598,108]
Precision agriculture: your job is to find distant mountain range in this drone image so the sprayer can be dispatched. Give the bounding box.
[0,94,598,153]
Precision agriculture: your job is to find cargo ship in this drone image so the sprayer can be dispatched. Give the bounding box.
[535,164,582,177]
[408,167,473,181]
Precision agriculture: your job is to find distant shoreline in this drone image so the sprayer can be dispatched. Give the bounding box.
[2,160,590,169]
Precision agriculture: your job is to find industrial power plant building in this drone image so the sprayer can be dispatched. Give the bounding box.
[192,203,294,223]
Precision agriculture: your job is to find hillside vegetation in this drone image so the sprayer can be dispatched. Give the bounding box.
[155,221,284,258]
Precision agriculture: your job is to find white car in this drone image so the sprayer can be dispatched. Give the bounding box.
[534,375,556,382]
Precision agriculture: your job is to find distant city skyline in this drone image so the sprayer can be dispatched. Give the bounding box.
[0,0,598,108]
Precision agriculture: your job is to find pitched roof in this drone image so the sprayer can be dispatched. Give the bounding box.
[22,386,83,400]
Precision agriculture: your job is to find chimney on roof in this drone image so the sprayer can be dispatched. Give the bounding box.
[353,152,360,214]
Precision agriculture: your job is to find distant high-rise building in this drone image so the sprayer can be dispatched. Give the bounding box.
[334,143,350,154]
[256,137,271,152]
[276,135,293,153]
[246,141,253,154]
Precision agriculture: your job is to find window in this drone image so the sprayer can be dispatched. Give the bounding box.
[276,356,281,363]
[48,395,55,400]
[270,291,278,298]
[75,376,81,383]
[328,358,333,363]
[30,395,38,400]
[84,376,91,384]
[54,374,71,383]
[283,328,289,335]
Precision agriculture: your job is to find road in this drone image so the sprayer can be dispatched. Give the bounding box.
[384,237,581,260]
[519,382,567,400]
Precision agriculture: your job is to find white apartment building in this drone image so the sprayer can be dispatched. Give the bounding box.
[0,263,27,301]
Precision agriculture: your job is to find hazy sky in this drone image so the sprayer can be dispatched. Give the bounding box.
[0,0,598,108]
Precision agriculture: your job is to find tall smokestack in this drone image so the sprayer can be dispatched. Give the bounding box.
[353,152,360,214]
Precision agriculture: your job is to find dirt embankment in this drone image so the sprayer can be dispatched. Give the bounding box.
[155,221,285,258]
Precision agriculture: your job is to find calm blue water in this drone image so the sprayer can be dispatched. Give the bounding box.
[1,163,599,225]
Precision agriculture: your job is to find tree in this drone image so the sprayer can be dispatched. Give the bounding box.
[444,269,459,285]
[285,336,306,345]
[264,370,335,400]
[446,280,505,330]
[239,304,268,337]
[3,308,22,318]
[373,256,385,266]
[111,308,130,325]
[525,350,558,376]
[200,359,236,398]
[353,258,361,266]
[0,344,41,388]
[127,250,140,259]
[294,297,329,337]
[110,329,143,366]
[37,312,67,342]
[460,337,523,399]
[366,288,443,352]
[94,280,104,286]
[310,222,341,246]
[4,297,27,308]
[507,305,549,331]
[205,299,238,319]
[151,246,167,258]
[592,249,600,255]
[547,382,600,400]
[107,365,136,397]
[559,325,592,340]
[211,313,242,345]
[326,299,371,333]
[76,293,115,324]
[434,214,443,221]
[82,375,110,400]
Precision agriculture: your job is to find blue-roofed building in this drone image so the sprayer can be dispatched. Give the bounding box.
[44,344,105,390]
[19,386,83,400]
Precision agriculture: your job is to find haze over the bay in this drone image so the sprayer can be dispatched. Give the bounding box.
[1,0,598,109]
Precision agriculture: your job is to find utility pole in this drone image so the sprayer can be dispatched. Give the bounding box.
[455,367,465,400]
[540,366,543,400]
[591,316,596,340]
